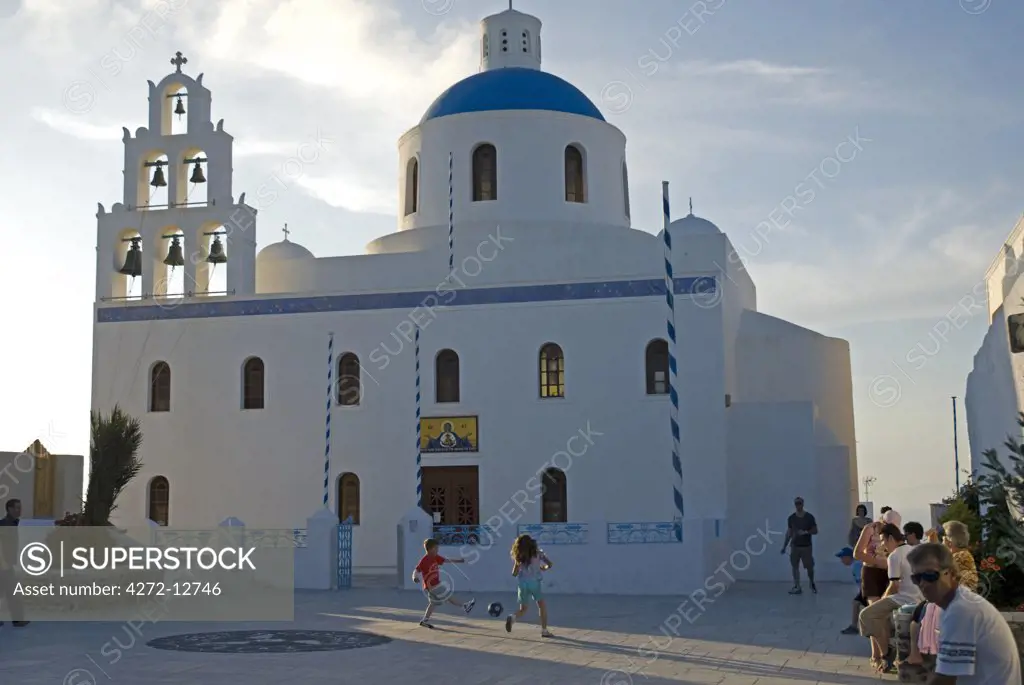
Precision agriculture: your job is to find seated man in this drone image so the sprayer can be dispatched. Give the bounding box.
[836,547,866,634]
[858,523,924,674]
[909,542,1021,683]
[904,520,979,673]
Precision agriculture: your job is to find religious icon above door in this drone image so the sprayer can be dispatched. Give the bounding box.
[421,416,478,453]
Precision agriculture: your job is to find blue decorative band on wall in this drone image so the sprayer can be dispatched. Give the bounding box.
[97,276,717,323]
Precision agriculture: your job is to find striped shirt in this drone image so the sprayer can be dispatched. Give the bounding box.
[936,586,1021,684]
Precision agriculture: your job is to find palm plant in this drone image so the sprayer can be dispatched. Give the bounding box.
[82,405,144,526]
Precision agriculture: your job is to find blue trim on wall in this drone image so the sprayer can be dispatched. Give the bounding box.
[97,276,716,323]
[421,68,606,124]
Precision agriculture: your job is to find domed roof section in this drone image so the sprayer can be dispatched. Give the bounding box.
[257,237,314,263]
[670,213,722,235]
[421,68,605,124]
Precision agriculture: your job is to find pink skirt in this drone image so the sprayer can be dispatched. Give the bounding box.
[918,603,941,655]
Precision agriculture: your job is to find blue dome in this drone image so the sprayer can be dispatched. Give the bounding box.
[421,68,605,124]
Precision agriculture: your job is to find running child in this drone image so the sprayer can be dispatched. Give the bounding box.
[505,534,553,637]
[412,538,475,628]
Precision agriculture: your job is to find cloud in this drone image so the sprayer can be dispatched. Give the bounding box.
[30,107,119,140]
[747,181,1017,327]
[675,59,830,82]
[30,106,310,161]
[181,0,476,115]
[294,175,393,216]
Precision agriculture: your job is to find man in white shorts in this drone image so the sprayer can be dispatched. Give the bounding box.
[908,542,1020,684]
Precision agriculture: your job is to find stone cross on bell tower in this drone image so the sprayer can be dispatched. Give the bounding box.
[170,51,187,73]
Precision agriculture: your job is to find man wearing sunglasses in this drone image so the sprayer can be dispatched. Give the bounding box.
[908,542,1020,684]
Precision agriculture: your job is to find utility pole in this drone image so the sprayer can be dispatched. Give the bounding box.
[952,396,960,492]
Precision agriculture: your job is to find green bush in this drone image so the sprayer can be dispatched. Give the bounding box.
[975,412,1024,611]
[939,498,982,552]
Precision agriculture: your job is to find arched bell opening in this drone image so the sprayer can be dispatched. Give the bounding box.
[141,151,169,209]
[113,228,143,300]
[163,84,188,136]
[178,147,208,208]
[157,227,186,298]
[196,222,228,297]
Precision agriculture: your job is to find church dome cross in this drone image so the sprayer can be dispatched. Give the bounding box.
[170,51,188,73]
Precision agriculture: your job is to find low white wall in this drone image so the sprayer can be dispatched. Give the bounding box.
[393,517,741,596]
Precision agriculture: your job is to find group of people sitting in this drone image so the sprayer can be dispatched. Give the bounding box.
[836,505,979,676]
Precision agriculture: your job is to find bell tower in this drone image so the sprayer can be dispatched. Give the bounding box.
[95,51,257,303]
[479,7,542,72]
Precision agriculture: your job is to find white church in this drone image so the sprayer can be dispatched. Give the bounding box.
[92,8,859,590]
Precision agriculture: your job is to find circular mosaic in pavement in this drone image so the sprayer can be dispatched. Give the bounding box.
[147,630,392,654]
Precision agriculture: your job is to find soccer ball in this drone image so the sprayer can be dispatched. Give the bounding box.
[487,602,503,618]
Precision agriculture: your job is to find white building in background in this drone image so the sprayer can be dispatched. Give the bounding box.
[965,215,1024,478]
[91,9,859,589]
[0,441,83,520]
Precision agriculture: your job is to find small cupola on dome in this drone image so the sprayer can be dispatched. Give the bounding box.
[257,225,314,264]
[668,201,722,236]
[480,6,542,72]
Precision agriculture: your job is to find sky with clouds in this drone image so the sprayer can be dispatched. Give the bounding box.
[1,0,1020,527]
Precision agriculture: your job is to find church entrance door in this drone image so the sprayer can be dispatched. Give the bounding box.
[420,466,479,526]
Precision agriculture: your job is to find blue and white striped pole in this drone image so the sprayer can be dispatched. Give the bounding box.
[448,151,455,277]
[663,181,684,538]
[415,325,422,507]
[324,332,334,509]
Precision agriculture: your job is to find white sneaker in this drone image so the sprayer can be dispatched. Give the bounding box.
[541,629,554,638]
[463,599,476,614]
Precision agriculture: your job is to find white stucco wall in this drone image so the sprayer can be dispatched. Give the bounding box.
[397,111,629,233]
[96,275,728,570]
[965,304,1024,477]
[734,310,859,510]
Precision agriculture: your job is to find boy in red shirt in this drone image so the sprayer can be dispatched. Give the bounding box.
[412,538,475,628]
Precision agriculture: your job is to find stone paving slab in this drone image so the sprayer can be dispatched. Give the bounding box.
[0,582,890,684]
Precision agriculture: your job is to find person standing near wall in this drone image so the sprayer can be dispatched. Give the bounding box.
[849,504,871,547]
[781,496,818,595]
[0,498,29,628]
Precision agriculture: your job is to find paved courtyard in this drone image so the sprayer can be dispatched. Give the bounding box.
[2,581,891,684]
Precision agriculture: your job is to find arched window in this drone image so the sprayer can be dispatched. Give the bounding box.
[521,29,531,53]
[472,144,497,201]
[482,34,489,58]
[541,468,567,523]
[148,476,169,526]
[149,361,171,412]
[404,158,419,216]
[539,343,565,398]
[338,473,360,524]
[242,357,265,409]
[645,339,669,395]
[337,353,361,406]
[435,349,460,403]
[622,161,631,218]
[565,145,586,203]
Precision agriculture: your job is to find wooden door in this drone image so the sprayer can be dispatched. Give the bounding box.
[421,466,479,525]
